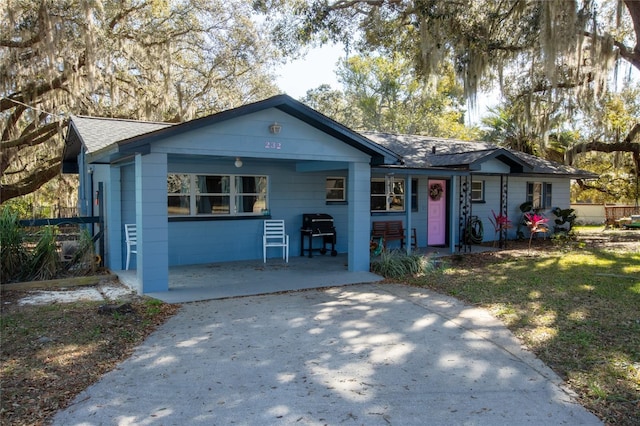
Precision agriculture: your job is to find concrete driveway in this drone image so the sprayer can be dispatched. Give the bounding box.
[52,283,601,425]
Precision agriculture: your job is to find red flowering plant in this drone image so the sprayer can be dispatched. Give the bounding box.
[524,212,549,248]
[488,210,512,246]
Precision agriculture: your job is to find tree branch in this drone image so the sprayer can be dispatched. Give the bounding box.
[0,104,27,142]
[623,122,640,144]
[0,120,65,176]
[566,124,640,164]
[574,178,629,197]
[0,1,45,48]
[0,54,85,113]
[623,0,640,64]
[0,156,63,202]
[0,121,63,149]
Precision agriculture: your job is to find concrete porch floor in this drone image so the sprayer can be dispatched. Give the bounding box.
[115,246,496,304]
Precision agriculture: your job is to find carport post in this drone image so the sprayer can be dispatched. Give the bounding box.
[135,152,169,294]
[347,161,371,272]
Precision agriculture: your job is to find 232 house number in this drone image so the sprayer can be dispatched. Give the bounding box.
[265,141,282,149]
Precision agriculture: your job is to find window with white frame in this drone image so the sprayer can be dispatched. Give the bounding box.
[168,174,268,216]
[371,177,405,212]
[471,180,484,202]
[326,177,346,201]
[527,182,552,209]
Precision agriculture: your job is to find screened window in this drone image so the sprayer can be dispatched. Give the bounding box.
[168,174,268,216]
[326,177,346,201]
[471,180,484,202]
[371,177,405,212]
[527,182,552,209]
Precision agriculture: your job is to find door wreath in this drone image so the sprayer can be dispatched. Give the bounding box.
[429,183,444,201]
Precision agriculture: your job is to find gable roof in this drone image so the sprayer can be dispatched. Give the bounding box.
[68,116,173,154]
[63,116,173,172]
[64,95,401,168]
[363,132,597,178]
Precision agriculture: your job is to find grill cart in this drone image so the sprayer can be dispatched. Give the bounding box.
[300,213,338,258]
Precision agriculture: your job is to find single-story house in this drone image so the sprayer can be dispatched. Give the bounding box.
[63,94,596,294]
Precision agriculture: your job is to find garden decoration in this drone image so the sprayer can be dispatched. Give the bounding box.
[370,236,384,256]
[464,215,484,245]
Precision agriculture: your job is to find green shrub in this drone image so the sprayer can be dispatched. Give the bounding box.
[371,249,433,279]
[0,207,28,283]
[65,229,97,276]
[28,226,60,281]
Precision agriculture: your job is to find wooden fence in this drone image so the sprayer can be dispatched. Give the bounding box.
[604,205,640,228]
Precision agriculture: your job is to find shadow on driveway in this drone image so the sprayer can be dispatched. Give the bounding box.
[52,283,601,425]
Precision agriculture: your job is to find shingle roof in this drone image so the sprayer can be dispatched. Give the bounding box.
[63,102,596,180]
[363,132,596,178]
[69,115,173,154]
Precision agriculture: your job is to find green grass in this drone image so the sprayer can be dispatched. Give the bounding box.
[406,245,640,425]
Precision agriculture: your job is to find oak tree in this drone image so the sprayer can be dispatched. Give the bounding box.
[1,0,280,203]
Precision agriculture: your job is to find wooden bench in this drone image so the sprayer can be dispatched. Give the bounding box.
[372,221,417,249]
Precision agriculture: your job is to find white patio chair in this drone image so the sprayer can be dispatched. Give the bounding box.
[263,219,289,263]
[124,223,137,270]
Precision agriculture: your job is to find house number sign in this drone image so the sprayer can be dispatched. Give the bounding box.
[265,141,282,150]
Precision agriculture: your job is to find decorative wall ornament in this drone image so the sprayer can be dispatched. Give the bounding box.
[429,183,444,200]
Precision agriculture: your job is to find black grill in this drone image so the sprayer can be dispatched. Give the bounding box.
[300,213,337,257]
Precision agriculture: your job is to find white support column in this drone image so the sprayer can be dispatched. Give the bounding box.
[348,161,371,272]
[135,153,169,294]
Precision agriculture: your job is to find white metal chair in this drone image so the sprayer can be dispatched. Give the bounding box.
[124,223,137,270]
[263,219,289,263]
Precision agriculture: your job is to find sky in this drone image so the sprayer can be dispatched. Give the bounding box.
[275,43,344,99]
[274,44,497,126]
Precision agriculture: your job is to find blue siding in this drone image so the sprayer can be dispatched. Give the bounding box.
[120,163,136,268]
[104,165,123,270]
[153,109,369,162]
[478,159,511,174]
[369,175,432,249]
[166,160,354,265]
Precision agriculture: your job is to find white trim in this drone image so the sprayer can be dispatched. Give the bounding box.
[168,173,269,217]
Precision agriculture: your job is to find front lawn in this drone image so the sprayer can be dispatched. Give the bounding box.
[408,229,640,425]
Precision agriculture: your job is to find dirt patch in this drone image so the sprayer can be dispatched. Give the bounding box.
[0,284,179,426]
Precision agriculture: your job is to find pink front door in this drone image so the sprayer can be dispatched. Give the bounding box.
[428,179,447,245]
